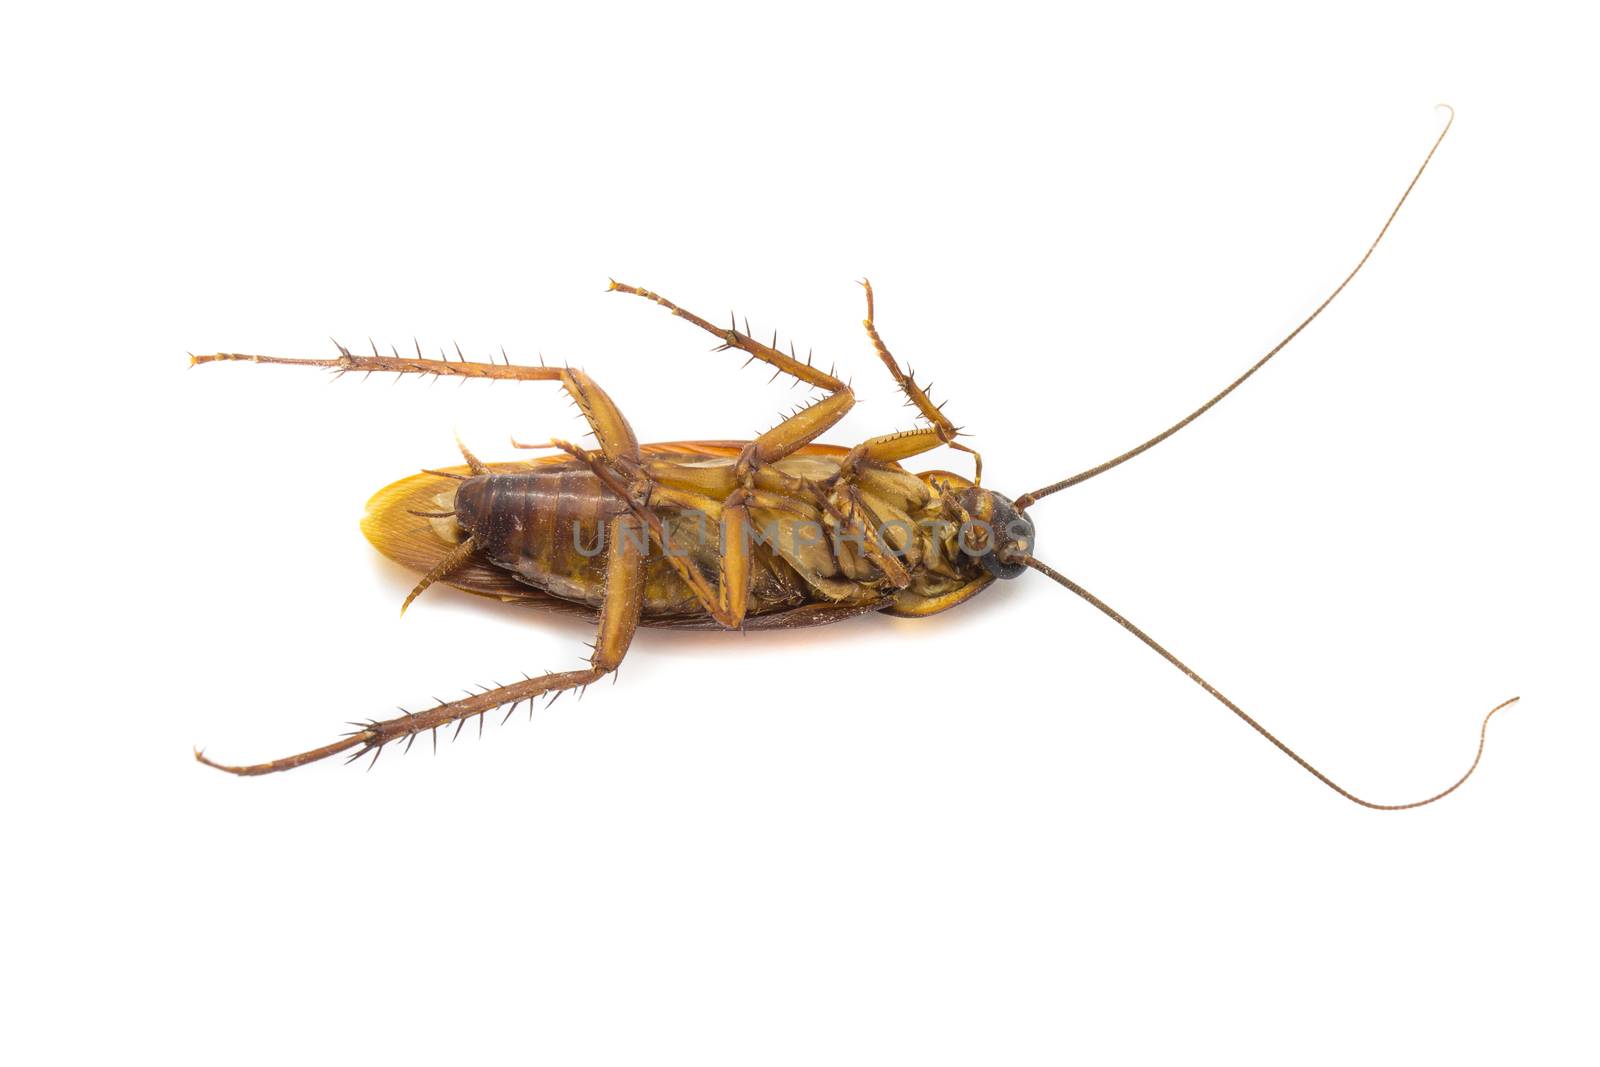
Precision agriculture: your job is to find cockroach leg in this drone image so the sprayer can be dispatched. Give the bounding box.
[191,350,642,465]
[716,489,755,628]
[841,427,951,473]
[549,439,756,629]
[608,280,847,392]
[835,487,911,589]
[195,514,646,776]
[741,391,856,477]
[608,281,859,479]
[858,279,981,482]
[605,283,953,600]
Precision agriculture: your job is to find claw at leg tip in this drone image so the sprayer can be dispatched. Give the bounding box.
[193,748,235,774]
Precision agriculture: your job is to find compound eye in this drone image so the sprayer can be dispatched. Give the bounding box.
[980,545,1029,580]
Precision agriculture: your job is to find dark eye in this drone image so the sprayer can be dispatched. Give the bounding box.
[979,548,1027,580]
[983,503,1034,580]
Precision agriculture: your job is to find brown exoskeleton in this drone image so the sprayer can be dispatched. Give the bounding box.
[192,108,1516,807]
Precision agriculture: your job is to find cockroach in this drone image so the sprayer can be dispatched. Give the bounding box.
[191,108,1517,807]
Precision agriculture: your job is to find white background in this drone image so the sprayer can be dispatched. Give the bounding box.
[4,2,1596,1064]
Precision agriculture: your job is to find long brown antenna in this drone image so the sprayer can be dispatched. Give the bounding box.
[1014,106,1454,510]
[1020,554,1516,809]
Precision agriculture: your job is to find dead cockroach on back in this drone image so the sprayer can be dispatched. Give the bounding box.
[191,108,1518,807]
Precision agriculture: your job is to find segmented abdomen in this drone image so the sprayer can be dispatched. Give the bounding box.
[453,468,627,606]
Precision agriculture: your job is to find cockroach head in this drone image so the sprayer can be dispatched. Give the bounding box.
[951,486,1035,580]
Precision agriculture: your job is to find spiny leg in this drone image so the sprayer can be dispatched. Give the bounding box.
[599,281,942,612]
[608,281,858,477]
[833,427,952,478]
[858,279,982,482]
[608,280,846,392]
[607,279,923,599]
[191,345,640,464]
[612,279,969,475]
[550,439,766,629]
[195,513,647,776]
[819,425,976,558]
[617,279,915,620]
